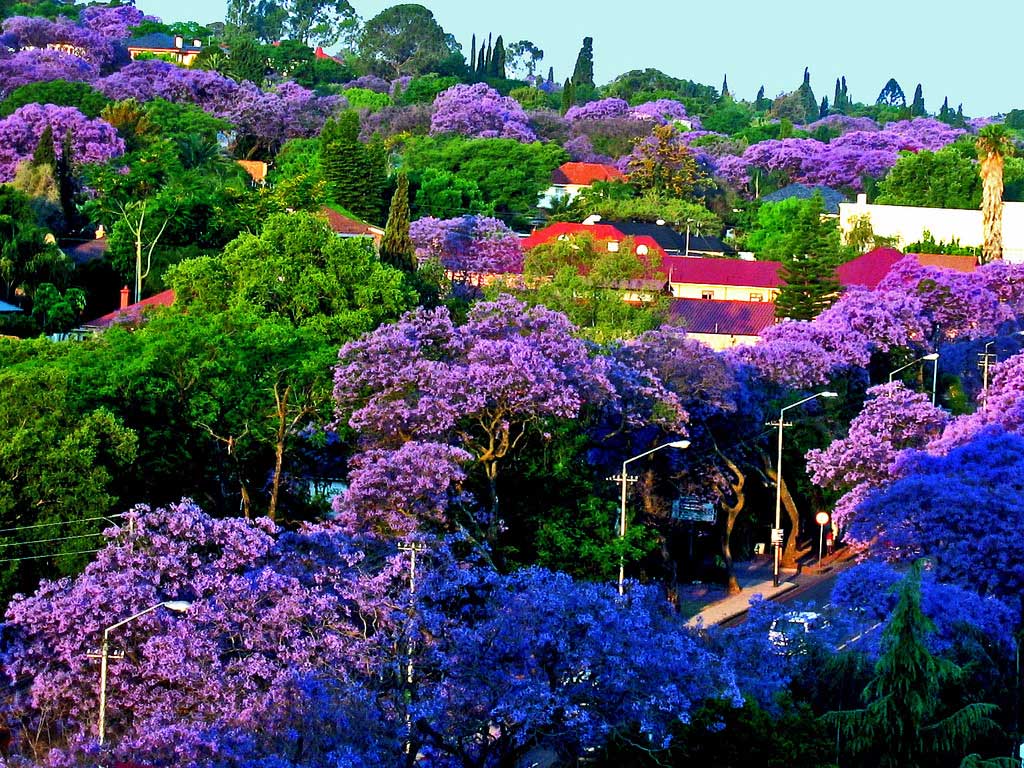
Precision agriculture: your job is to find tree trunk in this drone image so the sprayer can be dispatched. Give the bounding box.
[717,452,747,595]
[780,474,802,569]
[267,383,291,522]
[980,154,1005,264]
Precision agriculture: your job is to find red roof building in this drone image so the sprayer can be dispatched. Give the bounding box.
[663,256,783,302]
[837,247,978,289]
[320,206,384,244]
[84,289,176,330]
[550,162,625,186]
[668,298,777,350]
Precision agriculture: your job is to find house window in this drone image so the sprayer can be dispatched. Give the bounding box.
[701,290,714,300]
[607,241,619,252]
[636,244,649,256]
[749,292,763,302]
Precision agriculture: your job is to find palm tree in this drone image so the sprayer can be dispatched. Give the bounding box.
[976,124,1015,263]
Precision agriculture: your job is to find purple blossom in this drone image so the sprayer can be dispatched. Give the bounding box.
[564,97,631,122]
[79,4,147,41]
[430,83,537,142]
[344,74,390,93]
[630,98,700,128]
[410,215,524,275]
[1,15,120,69]
[0,103,124,181]
[563,134,614,164]
[0,48,97,98]
[801,114,879,135]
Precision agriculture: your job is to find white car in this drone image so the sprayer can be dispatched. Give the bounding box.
[768,611,829,653]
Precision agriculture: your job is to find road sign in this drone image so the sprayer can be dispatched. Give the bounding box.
[671,497,716,523]
[771,528,784,545]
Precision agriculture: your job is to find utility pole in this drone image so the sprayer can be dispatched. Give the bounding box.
[397,541,425,763]
[608,470,638,595]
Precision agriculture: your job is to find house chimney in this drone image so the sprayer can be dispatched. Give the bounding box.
[120,286,130,309]
[174,34,184,49]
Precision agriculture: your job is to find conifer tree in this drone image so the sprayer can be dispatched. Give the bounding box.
[819,96,829,119]
[476,45,486,74]
[546,66,554,85]
[824,561,998,768]
[755,85,770,111]
[380,171,415,272]
[57,128,77,226]
[469,34,476,75]
[560,78,575,115]
[571,36,594,88]
[774,192,843,321]
[938,97,951,123]
[720,74,729,100]
[31,125,56,170]
[491,35,506,79]
[876,77,906,107]
[485,33,492,73]
[796,67,818,122]
[321,112,384,223]
[910,84,925,116]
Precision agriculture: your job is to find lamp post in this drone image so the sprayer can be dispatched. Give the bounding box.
[615,440,690,595]
[888,352,939,405]
[770,392,838,587]
[95,600,191,746]
[815,511,830,567]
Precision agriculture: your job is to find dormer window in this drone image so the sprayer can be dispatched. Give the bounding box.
[636,244,649,256]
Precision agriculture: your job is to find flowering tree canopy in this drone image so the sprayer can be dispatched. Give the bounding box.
[0,49,97,98]
[0,103,124,181]
[1,15,121,69]
[79,4,149,40]
[409,215,523,275]
[430,83,536,142]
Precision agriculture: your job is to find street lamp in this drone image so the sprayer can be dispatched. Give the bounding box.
[815,511,830,567]
[770,392,838,587]
[888,352,940,406]
[615,440,690,595]
[96,600,191,746]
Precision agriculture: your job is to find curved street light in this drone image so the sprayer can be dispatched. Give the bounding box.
[888,352,940,405]
[616,440,690,595]
[96,600,191,746]
[772,392,838,587]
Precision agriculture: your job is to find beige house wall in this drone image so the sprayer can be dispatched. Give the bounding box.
[685,332,762,351]
[670,282,778,302]
[839,196,1024,263]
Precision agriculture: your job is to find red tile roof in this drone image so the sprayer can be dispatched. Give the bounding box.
[837,248,977,289]
[668,298,777,336]
[663,256,784,288]
[522,221,628,250]
[320,206,383,237]
[551,162,625,186]
[86,289,175,328]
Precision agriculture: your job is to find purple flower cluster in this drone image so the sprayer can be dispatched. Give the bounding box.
[564,97,631,122]
[715,118,966,191]
[0,102,124,181]
[409,215,524,275]
[0,48,97,98]
[79,4,148,41]
[800,114,879,135]
[2,15,120,69]
[630,97,699,127]
[344,73,390,93]
[430,82,537,142]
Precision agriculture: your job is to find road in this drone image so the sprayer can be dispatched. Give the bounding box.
[718,552,858,628]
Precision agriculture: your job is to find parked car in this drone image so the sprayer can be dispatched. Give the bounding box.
[768,610,829,653]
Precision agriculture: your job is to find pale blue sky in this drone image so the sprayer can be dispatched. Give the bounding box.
[145,0,1022,116]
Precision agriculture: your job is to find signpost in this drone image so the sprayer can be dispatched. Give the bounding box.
[671,497,716,524]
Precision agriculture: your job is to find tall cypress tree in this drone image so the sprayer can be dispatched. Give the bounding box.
[57,128,77,226]
[571,36,594,88]
[31,125,57,170]
[476,45,486,74]
[469,34,476,75]
[796,67,818,123]
[938,96,951,123]
[560,78,575,115]
[380,171,415,272]
[720,74,729,100]
[491,35,506,79]
[546,66,554,86]
[774,192,843,321]
[819,96,829,119]
[484,33,492,73]
[910,84,925,116]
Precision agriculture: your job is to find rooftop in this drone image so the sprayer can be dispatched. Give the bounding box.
[837,248,977,289]
[551,162,625,186]
[663,256,783,288]
[668,297,777,336]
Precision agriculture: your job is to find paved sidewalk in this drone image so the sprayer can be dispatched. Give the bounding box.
[685,560,797,628]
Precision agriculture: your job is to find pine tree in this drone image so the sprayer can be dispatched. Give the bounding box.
[876,77,906,107]
[560,78,575,115]
[938,97,951,123]
[833,78,842,111]
[755,85,770,111]
[546,66,554,86]
[910,84,925,116]
[571,36,594,88]
[469,34,476,75]
[321,112,384,224]
[31,125,57,170]
[484,33,492,73]
[819,96,829,119]
[57,128,77,226]
[476,45,486,75]
[380,171,415,272]
[774,192,843,321]
[720,74,729,100]
[954,103,965,128]
[824,561,998,768]
[491,35,506,79]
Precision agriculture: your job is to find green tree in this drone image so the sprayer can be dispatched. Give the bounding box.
[796,67,818,122]
[626,124,705,198]
[30,282,85,333]
[824,561,999,768]
[505,39,543,79]
[875,145,982,209]
[357,3,459,77]
[401,135,567,226]
[773,193,845,321]
[226,35,267,86]
[571,36,594,88]
[0,80,110,119]
[0,187,73,306]
[517,234,668,341]
[413,167,489,218]
[876,77,907,107]
[380,171,415,272]
[226,0,354,46]
[560,78,575,114]
[489,34,506,79]
[910,83,926,116]
[321,111,386,223]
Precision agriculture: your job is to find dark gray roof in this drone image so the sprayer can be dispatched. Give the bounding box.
[603,220,736,256]
[126,33,202,51]
[760,183,846,214]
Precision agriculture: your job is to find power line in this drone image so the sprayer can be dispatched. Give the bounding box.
[0,514,125,536]
[0,549,104,566]
[0,531,110,551]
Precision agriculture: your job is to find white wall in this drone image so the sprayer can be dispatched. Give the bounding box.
[839,197,1024,263]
